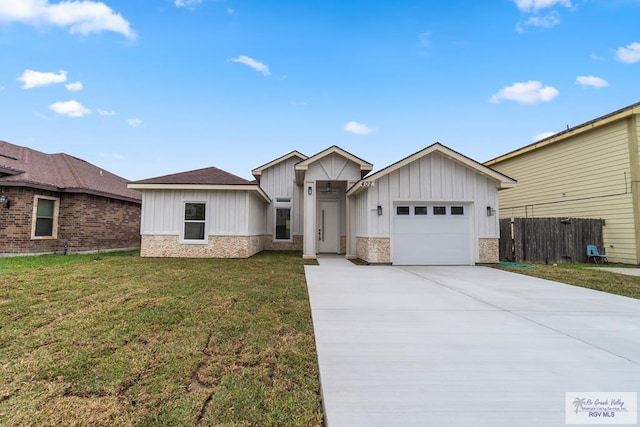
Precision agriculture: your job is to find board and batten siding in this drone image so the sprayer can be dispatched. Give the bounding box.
[247,192,268,235]
[350,152,500,257]
[491,119,637,263]
[348,189,369,255]
[376,153,497,238]
[140,190,263,236]
[258,156,303,236]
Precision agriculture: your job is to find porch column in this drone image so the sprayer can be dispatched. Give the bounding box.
[302,181,317,259]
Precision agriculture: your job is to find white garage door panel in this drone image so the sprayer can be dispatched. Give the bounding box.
[393,204,472,265]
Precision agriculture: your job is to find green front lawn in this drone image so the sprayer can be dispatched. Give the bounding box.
[494,263,640,299]
[0,251,323,426]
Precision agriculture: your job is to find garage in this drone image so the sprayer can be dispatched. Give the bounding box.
[346,143,516,265]
[392,202,472,265]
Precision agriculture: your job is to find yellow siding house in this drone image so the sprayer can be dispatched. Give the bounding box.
[485,102,640,264]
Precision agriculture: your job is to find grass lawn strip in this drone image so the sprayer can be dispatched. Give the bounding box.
[0,251,322,426]
[494,263,640,300]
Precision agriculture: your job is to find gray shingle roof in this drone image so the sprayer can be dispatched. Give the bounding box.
[0,140,141,203]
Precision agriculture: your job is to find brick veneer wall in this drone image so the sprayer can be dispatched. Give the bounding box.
[478,238,499,264]
[0,187,141,255]
[261,234,303,251]
[141,235,262,258]
[355,237,391,263]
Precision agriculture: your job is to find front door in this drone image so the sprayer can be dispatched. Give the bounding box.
[318,200,339,253]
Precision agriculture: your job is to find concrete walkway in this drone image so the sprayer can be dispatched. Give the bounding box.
[305,256,640,426]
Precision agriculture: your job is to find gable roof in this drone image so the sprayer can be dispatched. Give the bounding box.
[251,150,307,180]
[347,142,517,197]
[485,101,640,166]
[0,140,141,203]
[128,166,270,202]
[294,145,373,183]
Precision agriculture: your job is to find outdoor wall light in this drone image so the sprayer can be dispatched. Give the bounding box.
[307,186,313,196]
[377,205,383,216]
[486,206,495,216]
[0,195,9,208]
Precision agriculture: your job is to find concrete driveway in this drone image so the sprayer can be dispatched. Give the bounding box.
[304,256,640,426]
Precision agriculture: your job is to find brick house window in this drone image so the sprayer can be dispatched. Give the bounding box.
[183,202,206,242]
[32,196,60,239]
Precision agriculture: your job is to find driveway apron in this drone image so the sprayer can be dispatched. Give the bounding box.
[304,256,640,427]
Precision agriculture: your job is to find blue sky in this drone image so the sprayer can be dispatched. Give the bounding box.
[0,0,638,181]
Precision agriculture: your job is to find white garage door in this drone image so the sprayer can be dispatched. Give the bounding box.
[393,203,472,265]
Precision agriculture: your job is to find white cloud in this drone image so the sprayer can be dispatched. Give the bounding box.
[227,8,236,15]
[291,101,308,107]
[97,109,115,116]
[18,69,67,89]
[532,131,556,141]
[513,0,571,12]
[229,55,270,76]
[0,0,135,39]
[175,0,202,7]
[513,0,571,32]
[127,118,142,127]
[49,100,91,117]
[522,12,560,29]
[489,80,559,105]
[616,42,640,64]
[65,81,83,91]
[576,75,609,88]
[344,121,377,136]
[591,53,606,62]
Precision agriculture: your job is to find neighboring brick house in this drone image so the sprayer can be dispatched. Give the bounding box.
[0,140,142,255]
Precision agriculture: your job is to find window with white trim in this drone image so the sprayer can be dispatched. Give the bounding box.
[433,206,446,215]
[183,202,206,241]
[451,206,464,215]
[396,206,410,215]
[32,196,60,239]
[274,198,292,241]
[414,206,428,215]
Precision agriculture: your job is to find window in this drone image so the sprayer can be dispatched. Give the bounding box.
[451,206,464,215]
[32,196,59,239]
[414,206,428,215]
[396,206,410,215]
[184,202,206,241]
[274,196,292,241]
[275,207,291,240]
[433,206,446,215]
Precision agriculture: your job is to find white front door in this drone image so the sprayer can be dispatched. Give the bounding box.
[318,200,339,253]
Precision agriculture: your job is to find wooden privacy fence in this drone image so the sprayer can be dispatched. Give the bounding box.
[499,217,604,264]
